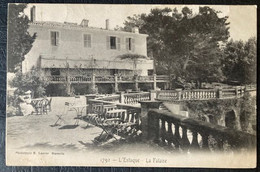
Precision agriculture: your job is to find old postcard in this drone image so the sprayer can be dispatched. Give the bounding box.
[6,4,256,167]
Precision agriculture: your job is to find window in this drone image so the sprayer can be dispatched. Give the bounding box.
[107,36,120,50]
[50,68,60,75]
[83,34,91,48]
[126,37,135,51]
[110,36,116,49]
[148,70,154,76]
[51,31,59,46]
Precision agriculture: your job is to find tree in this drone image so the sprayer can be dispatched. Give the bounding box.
[8,4,36,72]
[222,37,256,84]
[10,67,49,98]
[121,6,230,88]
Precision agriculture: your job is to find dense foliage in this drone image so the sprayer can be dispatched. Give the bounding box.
[10,67,49,98]
[8,4,36,72]
[185,92,256,132]
[222,37,256,84]
[121,7,230,86]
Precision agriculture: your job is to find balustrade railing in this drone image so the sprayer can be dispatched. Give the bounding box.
[182,89,217,100]
[96,95,120,103]
[156,75,170,81]
[137,75,154,81]
[46,75,66,82]
[47,74,170,83]
[123,92,151,105]
[118,76,134,82]
[95,75,115,82]
[147,109,256,152]
[156,87,246,101]
[70,75,91,82]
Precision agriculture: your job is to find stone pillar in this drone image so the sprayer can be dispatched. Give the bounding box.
[235,86,239,98]
[153,74,157,90]
[218,88,223,99]
[114,74,119,93]
[176,89,182,100]
[150,90,157,101]
[119,91,125,104]
[66,75,71,96]
[85,94,97,114]
[91,73,96,90]
[134,75,139,91]
[139,101,162,141]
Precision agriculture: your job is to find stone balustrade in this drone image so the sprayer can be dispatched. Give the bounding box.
[85,95,256,152]
[141,101,256,152]
[156,87,247,101]
[123,92,151,105]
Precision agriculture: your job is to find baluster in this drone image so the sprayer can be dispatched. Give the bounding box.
[188,92,191,100]
[135,111,141,131]
[166,121,174,146]
[180,126,190,151]
[160,119,167,145]
[201,133,209,150]
[190,131,200,151]
[215,138,224,151]
[125,111,130,122]
[130,111,135,123]
[173,123,181,148]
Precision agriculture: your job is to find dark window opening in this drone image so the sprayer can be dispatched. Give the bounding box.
[50,68,60,75]
[110,36,116,49]
[51,31,59,46]
[148,70,154,76]
[110,69,118,75]
[128,38,132,50]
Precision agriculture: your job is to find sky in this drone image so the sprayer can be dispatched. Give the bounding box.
[24,4,256,41]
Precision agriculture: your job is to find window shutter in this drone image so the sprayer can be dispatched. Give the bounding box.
[125,38,129,51]
[106,36,110,49]
[83,34,86,47]
[117,37,121,50]
[51,32,55,45]
[132,38,135,52]
[88,35,91,48]
[56,32,59,46]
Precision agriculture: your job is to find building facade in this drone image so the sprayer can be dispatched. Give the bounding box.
[23,6,169,95]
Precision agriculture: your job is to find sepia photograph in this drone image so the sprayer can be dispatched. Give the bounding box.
[6,4,256,167]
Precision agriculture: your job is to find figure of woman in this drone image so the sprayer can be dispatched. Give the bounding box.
[18,91,35,116]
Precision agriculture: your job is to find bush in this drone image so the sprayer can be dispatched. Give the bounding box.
[10,67,49,98]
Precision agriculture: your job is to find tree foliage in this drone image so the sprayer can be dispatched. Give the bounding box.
[222,37,256,84]
[10,67,49,98]
[121,7,230,86]
[8,4,36,72]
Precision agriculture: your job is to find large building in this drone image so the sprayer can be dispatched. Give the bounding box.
[23,6,169,95]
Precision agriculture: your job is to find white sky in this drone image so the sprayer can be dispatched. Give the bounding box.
[24,4,256,41]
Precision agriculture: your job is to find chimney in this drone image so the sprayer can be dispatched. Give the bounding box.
[80,19,89,27]
[132,27,139,34]
[30,6,36,22]
[105,19,110,30]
